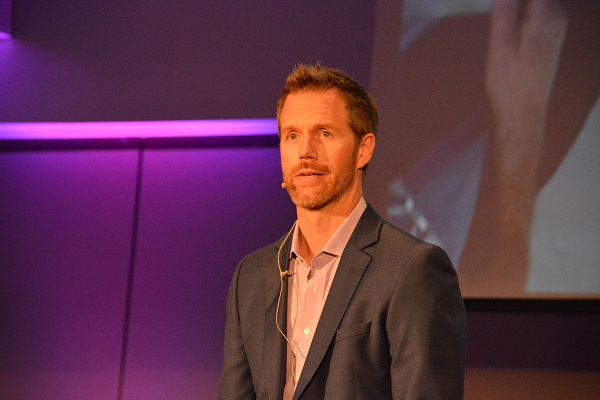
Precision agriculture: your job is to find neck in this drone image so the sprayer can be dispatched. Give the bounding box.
[295,189,362,263]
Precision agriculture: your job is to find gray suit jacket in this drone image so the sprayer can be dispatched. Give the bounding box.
[219,205,466,399]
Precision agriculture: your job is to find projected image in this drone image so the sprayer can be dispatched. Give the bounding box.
[366,0,600,298]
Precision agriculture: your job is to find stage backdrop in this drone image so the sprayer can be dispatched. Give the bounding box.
[366,0,600,298]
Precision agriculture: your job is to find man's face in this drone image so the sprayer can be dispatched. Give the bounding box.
[279,89,366,211]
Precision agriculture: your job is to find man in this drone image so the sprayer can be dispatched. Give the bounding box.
[219,64,466,399]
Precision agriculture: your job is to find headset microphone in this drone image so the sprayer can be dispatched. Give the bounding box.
[280,270,292,278]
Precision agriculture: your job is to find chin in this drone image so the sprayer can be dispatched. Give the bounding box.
[290,190,339,211]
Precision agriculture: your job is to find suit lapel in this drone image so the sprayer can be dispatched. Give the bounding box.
[264,236,294,400]
[293,206,382,399]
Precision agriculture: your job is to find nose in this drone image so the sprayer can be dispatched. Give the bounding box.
[298,135,317,160]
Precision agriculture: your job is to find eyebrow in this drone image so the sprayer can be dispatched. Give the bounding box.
[280,123,336,133]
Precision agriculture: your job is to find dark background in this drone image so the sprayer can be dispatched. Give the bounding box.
[1,1,598,398]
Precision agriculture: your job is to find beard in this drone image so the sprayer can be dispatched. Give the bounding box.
[282,147,359,211]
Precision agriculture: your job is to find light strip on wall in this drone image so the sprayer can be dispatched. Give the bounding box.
[0,119,279,140]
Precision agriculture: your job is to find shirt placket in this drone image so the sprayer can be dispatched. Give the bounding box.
[291,253,330,380]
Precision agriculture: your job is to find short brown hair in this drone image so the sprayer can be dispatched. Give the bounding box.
[276,64,379,142]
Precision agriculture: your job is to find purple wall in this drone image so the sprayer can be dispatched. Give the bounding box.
[0,149,138,398]
[0,144,296,398]
[123,147,294,398]
[0,1,375,122]
[0,0,11,37]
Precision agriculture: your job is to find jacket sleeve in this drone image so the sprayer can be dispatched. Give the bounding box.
[218,258,257,400]
[387,242,467,399]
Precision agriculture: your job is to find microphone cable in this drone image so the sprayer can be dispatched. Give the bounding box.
[275,221,298,384]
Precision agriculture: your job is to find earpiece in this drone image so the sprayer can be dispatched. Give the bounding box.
[281,182,286,188]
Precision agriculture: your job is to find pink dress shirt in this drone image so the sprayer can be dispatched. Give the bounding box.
[283,198,367,399]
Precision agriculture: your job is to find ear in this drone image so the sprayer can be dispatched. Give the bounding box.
[356,133,376,170]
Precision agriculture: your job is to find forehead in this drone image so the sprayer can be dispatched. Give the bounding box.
[280,89,349,125]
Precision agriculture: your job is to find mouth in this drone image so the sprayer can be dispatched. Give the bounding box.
[297,171,324,177]
[296,169,326,179]
[290,168,327,186]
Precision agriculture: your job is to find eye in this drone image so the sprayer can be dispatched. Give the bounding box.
[321,130,331,138]
[287,132,298,141]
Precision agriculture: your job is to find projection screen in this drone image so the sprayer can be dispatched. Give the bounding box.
[365,0,600,299]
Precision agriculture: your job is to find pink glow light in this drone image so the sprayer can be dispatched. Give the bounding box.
[0,119,278,140]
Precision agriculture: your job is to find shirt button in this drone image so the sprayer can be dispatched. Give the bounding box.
[304,327,311,335]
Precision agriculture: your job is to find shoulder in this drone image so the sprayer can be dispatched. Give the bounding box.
[355,207,456,285]
[358,204,443,259]
[233,232,288,278]
[380,220,454,273]
[379,219,443,256]
[241,241,278,263]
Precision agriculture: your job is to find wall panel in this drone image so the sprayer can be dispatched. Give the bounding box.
[123,147,294,398]
[0,149,138,399]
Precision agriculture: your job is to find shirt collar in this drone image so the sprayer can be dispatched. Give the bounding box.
[290,197,367,259]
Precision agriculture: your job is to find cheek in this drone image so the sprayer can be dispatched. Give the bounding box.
[332,147,358,171]
[279,147,290,164]
[280,153,291,168]
[280,154,296,178]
